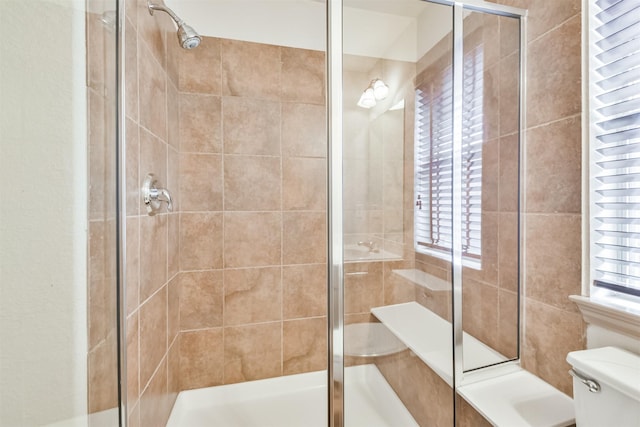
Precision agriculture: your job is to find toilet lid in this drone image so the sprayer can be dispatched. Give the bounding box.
[567,346,640,401]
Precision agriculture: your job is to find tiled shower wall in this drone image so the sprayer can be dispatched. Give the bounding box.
[175,37,328,390]
[124,0,181,426]
[494,0,585,396]
[86,3,118,415]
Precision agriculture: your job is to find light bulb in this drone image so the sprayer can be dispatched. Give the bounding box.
[372,79,389,100]
[357,88,377,108]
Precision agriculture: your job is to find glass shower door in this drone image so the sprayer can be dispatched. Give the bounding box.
[340,1,456,425]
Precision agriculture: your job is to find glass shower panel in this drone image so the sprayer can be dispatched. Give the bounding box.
[460,9,521,372]
[0,0,120,425]
[342,2,455,425]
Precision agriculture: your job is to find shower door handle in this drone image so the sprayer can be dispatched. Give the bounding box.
[142,173,173,215]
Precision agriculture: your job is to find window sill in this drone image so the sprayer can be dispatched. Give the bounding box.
[570,295,640,339]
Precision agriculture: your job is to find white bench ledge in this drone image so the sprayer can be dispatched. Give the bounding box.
[391,268,451,292]
[371,302,506,387]
[458,366,575,427]
[371,302,575,427]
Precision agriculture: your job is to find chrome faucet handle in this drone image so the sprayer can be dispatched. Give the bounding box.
[142,173,173,215]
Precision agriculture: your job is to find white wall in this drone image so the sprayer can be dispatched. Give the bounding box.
[165,0,448,63]
[0,0,88,425]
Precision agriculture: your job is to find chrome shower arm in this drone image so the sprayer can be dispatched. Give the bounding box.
[148,1,184,27]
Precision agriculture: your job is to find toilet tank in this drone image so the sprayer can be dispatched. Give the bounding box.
[567,347,640,427]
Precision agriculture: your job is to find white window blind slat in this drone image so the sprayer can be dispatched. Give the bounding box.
[590,0,640,298]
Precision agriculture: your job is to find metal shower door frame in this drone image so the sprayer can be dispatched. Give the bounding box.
[326,1,526,426]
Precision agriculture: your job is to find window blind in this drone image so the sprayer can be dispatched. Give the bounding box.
[414,46,483,259]
[590,0,640,297]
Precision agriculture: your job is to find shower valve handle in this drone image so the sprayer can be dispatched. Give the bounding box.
[142,173,173,215]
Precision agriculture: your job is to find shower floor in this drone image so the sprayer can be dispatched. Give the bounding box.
[166,364,418,427]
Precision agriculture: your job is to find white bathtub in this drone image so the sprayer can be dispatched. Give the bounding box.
[167,364,418,427]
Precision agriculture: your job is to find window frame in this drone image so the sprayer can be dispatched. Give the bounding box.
[584,0,640,311]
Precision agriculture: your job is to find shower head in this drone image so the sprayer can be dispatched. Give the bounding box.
[148,1,201,49]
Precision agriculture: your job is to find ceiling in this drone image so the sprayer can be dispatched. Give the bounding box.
[164,0,450,63]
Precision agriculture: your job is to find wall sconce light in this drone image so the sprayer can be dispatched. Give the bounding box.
[357,78,389,109]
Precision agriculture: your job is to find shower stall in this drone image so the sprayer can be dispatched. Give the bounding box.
[0,0,529,426]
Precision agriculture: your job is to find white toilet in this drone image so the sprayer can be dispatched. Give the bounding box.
[567,346,640,427]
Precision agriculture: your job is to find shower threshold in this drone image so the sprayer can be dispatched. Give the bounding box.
[167,364,418,427]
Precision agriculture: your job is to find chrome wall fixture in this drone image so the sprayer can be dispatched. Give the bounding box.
[147,0,202,49]
[142,173,173,215]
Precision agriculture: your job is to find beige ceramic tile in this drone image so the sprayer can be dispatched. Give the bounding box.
[224,155,281,211]
[501,0,581,43]
[383,261,417,306]
[221,39,281,99]
[179,153,223,211]
[525,213,582,312]
[223,212,282,268]
[463,213,498,287]
[86,12,105,92]
[169,145,181,214]
[167,82,180,151]
[462,278,498,352]
[179,270,224,330]
[483,64,501,143]
[89,277,117,350]
[88,332,119,413]
[136,0,167,67]
[526,116,581,214]
[180,329,224,390]
[283,264,327,319]
[167,275,180,345]
[283,317,327,375]
[527,15,581,128]
[375,349,453,427]
[499,15,521,59]
[224,267,282,325]
[125,19,138,122]
[139,214,168,301]
[499,133,519,213]
[498,213,519,292]
[481,137,500,213]
[126,217,140,316]
[125,118,139,216]
[179,213,223,271]
[497,289,518,359]
[88,220,106,287]
[281,103,327,158]
[88,91,105,221]
[128,401,140,427]
[224,322,282,384]
[139,127,167,213]
[222,96,281,155]
[139,286,167,389]
[126,312,139,408]
[167,213,180,279]
[522,299,585,395]
[283,157,326,211]
[344,262,383,315]
[283,212,327,265]
[167,340,180,408]
[281,47,325,105]
[498,53,520,137]
[179,36,221,94]
[139,358,170,427]
[179,93,222,154]
[138,42,167,141]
